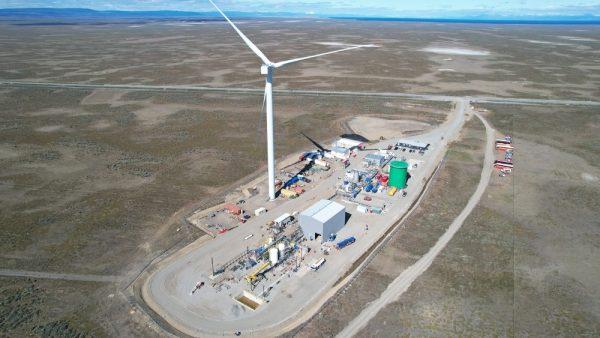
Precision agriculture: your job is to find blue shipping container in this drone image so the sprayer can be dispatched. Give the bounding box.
[336,236,356,249]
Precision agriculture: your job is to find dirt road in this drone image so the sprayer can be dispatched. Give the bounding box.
[337,112,495,338]
[2,80,599,106]
[0,269,121,283]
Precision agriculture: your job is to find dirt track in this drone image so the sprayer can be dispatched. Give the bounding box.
[337,112,495,337]
[0,269,121,283]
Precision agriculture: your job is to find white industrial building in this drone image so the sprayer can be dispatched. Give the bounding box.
[333,138,365,150]
[299,199,346,242]
[326,146,350,160]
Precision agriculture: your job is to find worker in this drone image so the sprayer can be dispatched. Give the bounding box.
[365,224,369,232]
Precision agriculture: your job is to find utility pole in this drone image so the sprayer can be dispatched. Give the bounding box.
[211,257,214,276]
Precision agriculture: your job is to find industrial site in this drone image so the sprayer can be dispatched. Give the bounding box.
[140,3,471,335]
[1,1,599,338]
[144,118,458,335]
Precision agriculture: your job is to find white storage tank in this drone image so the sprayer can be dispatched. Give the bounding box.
[277,242,286,256]
[268,247,279,265]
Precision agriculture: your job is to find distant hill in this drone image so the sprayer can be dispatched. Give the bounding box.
[334,16,600,25]
[0,7,301,20]
[1,7,598,24]
[0,8,208,18]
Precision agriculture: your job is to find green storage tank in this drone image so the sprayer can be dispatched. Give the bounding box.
[389,160,408,189]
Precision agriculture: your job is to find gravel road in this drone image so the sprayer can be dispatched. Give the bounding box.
[337,112,495,338]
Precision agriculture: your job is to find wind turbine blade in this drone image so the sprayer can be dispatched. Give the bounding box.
[208,0,272,65]
[272,45,375,68]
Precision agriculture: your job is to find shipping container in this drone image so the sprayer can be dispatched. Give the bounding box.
[336,236,356,249]
[254,207,267,216]
[356,205,369,214]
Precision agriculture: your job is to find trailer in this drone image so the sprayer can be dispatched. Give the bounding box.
[310,258,326,271]
[336,236,356,250]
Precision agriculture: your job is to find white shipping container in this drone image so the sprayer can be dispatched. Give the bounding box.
[357,205,369,214]
[254,207,267,216]
[314,159,330,168]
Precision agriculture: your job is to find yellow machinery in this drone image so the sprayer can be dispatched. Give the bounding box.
[245,261,271,283]
[280,188,298,198]
[387,187,398,196]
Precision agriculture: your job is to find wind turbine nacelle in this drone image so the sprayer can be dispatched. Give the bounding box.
[261,65,269,75]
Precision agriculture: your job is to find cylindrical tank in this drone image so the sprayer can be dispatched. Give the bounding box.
[268,247,279,265]
[277,242,286,256]
[389,160,408,189]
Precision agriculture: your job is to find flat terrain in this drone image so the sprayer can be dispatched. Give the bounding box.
[0,84,446,335]
[0,16,598,337]
[0,20,599,100]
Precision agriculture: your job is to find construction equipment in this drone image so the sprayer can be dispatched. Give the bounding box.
[280,188,298,198]
[387,187,398,196]
[245,261,271,284]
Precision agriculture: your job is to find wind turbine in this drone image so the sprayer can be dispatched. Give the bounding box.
[208,0,374,200]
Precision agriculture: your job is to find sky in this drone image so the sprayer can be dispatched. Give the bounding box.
[1,0,599,17]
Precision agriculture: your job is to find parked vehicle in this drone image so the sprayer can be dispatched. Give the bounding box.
[310,258,326,270]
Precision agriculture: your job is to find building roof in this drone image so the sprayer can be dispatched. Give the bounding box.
[301,199,345,224]
[336,138,364,146]
[274,213,291,224]
[396,139,429,149]
[330,146,350,154]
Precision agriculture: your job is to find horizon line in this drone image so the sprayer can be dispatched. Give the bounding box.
[0,7,599,22]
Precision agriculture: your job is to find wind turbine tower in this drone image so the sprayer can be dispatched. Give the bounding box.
[209,0,374,200]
